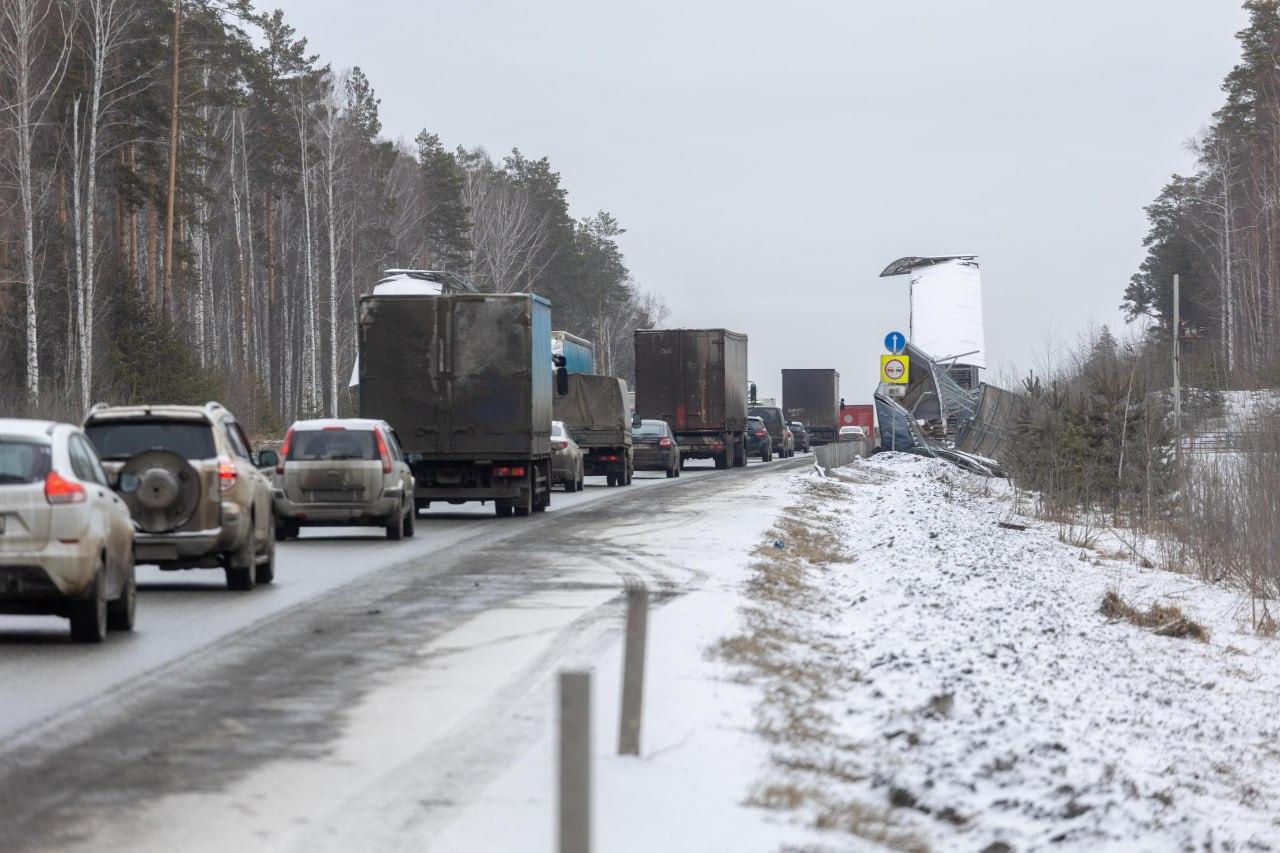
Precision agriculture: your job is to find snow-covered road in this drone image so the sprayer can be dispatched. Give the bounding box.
[0,455,805,852]
[6,452,1277,852]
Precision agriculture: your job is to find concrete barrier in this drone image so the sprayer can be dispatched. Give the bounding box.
[813,439,868,474]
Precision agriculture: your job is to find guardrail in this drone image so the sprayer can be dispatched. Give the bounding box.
[813,439,869,474]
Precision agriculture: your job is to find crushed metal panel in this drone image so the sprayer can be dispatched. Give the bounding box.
[956,384,1021,460]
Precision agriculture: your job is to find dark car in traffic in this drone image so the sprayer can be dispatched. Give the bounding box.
[748,405,794,458]
[745,415,772,462]
[789,421,810,453]
[631,419,681,478]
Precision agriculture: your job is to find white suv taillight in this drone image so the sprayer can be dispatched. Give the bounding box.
[45,471,86,505]
[218,456,238,492]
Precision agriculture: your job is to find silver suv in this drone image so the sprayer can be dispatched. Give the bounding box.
[267,419,415,541]
[83,402,276,590]
[0,419,136,642]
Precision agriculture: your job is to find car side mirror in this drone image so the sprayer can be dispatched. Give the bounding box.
[555,366,569,397]
[258,450,279,470]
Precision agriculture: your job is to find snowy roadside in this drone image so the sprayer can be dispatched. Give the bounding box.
[431,453,1280,851]
[717,454,1280,851]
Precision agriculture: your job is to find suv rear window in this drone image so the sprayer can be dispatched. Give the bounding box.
[288,429,378,461]
[85,420,217,461]
[0,440,52,485]
[749,408,784,431]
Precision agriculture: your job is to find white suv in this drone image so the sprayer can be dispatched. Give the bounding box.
[0,419,136,642]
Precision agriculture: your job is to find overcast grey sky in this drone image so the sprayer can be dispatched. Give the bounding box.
[275,0,1245,400]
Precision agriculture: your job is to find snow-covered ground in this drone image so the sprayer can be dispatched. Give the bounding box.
[440,453,1280,851]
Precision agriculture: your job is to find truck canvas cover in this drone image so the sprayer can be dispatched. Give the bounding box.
[358,293,552,458]
[634,329,748,433]
[553,374,632,448]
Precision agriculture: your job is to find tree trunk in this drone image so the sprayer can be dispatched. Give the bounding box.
[162,0,180,305]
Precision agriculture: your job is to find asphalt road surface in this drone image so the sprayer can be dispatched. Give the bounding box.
[0,454,807,852]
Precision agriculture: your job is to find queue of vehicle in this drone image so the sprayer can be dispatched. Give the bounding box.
[2,273,873,643]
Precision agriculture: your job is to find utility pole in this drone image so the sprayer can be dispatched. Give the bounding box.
[1173,273,1181,462]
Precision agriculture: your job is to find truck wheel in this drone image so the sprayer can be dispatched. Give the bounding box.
[733,439,746,468]
[606,473,617,487]
[624,466,633,486]
[714,450,728,470]
[514,475,534,517]
[70,559,108,643]
[495,502,513,517]
[276,520,300,541]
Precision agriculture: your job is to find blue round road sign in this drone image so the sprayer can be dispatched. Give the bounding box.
[884,331,906,354]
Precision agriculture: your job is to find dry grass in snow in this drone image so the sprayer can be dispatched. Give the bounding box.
[713,453,1280,851]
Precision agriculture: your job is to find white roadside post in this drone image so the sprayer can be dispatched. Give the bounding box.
[618,584,649,756]
[559,670,591,853]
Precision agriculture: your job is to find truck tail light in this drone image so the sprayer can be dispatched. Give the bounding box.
[658,437,672,448]
[44,471,86,505]
[219,456,238,492]
[374,429,392,474]
[600,454,619,462]
[493,466,526,478]
[277,428,295,475]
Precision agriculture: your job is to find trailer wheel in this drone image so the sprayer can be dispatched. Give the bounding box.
[495,502,513,517]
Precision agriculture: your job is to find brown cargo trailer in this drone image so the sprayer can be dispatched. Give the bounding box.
[358,292,554,517]
[553,374,634,486]
[633,328,748,469]
[782,368,841,445]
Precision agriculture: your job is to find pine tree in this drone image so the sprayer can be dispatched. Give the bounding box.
[415,130,471,270]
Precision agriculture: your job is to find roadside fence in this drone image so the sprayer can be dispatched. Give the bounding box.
[813,439,869,474]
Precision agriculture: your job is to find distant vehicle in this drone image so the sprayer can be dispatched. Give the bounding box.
[838,425,866,441]
[634,328,749,469]
[359,292,555,518]
[84,402,276,590]
[839,404,877,447]
[748,405,794,458]
[267,419,415,541]
[552,331,595,375]
[783,369,840,446]
[0,419,136,642]
[631,419,681,477]
[553,374,634,487]
[745,416,773,462]
[789,422,811,453]
[550,421,585,492]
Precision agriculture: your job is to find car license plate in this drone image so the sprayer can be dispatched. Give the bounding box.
[136,543,179,562]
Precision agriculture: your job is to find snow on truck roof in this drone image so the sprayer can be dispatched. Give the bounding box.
[289,418,387,432]
[373,270,477,295]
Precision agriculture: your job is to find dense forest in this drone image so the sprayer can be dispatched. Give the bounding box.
[1126,0,1280,385]
[0,0,665,430]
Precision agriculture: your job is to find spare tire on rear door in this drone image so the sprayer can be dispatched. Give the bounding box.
[116,449,202,533]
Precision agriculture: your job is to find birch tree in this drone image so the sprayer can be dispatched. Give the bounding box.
[0,0,71,401]
[68,0,145,412]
